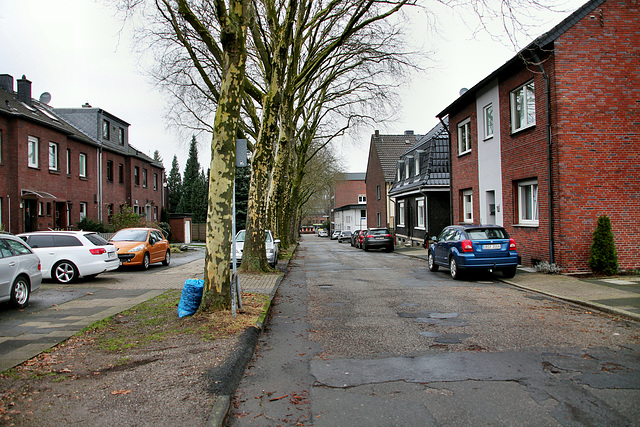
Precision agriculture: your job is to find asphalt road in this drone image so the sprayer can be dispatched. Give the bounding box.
[228,235,640,426]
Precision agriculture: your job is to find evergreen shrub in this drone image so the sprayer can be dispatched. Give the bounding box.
[588,215,618,276]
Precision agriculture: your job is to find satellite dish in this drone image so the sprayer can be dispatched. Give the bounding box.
[459,88,468,96]
[39,92,52,104]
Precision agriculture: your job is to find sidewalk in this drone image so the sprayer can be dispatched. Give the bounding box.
[394,245,640,322]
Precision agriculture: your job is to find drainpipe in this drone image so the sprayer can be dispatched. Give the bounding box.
[438,117,453,225]
[532,51,554,264]
[7,195,10,233]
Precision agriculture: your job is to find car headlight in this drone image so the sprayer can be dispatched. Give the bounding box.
[128,244,145,253]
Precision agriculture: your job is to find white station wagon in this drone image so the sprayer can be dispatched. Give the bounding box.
[18,231,119,283]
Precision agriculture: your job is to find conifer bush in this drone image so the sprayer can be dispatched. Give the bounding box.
[588,215,618,276]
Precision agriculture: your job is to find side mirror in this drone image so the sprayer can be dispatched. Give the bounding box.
[274,239,281,244]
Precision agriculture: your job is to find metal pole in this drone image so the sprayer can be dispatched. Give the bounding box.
[231,180,237,318]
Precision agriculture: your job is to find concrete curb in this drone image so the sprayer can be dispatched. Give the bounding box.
[205,246,295,427]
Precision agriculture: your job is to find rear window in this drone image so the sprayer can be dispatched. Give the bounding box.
[466,228,508,240]
[85,233,110,246]
[53,235,83,247]
[5,238,33,255]
[369,229,390,235]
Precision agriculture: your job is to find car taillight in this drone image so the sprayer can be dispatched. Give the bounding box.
[38,262,41,271]
[461,239,474,252]
[90,248,106,255]
[509,238,517,250]
[367,234,373,238]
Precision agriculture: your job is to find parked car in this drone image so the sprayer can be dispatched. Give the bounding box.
[109,228,170,270]
[0,233,42,308]
[428,225,518,280]
[350,230,360,247]
[232,229,280,268]
[337,230,352,243]
[331,230,341,240]
[318,229,328,237]
[362,228,394,252]
[355,230,367,249]
[19,231,119,283]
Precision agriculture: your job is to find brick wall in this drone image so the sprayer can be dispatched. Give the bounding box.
[365,142,386,228]
[334,179,366,207]
[449,102,479,225]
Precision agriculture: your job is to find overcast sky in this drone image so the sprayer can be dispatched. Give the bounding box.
[1,0,585,174]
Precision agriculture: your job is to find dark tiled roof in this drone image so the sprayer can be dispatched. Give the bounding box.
[370,132,422,182]
[0,89,99,147]
[389,120,450,196]
[437,0,607,118]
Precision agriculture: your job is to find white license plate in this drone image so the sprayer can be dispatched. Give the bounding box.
[375,237,385,240]
[108,251,116,258]
[483,244,501,250]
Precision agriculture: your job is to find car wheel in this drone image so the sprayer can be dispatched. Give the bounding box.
[162,250,171,266]
[449,257,460,280]
[385,245,393,253]
[428,252,439,272]
[53,261,78,284]
[502,267,516,278]
[142,253,150,270]
[363,243,369,252]
[10,276,30,309]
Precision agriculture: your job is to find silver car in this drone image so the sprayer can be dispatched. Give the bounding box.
[232,229,280,268]
[0,233,42,309]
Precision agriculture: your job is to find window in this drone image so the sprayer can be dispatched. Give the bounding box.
[154,173,158,191]
[457,118,471,155]
[143,169,148,188]
[377,212,381,228]
[102,119,110,140]
[484,104,494,139]
[119,163,124,183]
[106,160,113,182]
[0,129,2,163]
[398,201,405,226]
[49,142,58,171]
[462,189,473,223]
[79,202,87,221]
[38,202,43,216]
[346,215,352,224]
[134,166,140,185]
[361,209,366,219]
[154,206,158,221]
[28,136,39,168]
[405,161,410,180]
[118,128,124,145]
[518,180,539,226]
[79,153,87,177]
[66,149,71,174]
[358,194,366,203]
[417,198,425,229]
[415,155,420,177]
[511,80,536,132]
[376,185,381,200]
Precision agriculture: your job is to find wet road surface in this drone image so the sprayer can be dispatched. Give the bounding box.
[228,235,640,426]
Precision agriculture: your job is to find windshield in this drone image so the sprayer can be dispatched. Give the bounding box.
[235,230,272,243]
[110,229,148,242]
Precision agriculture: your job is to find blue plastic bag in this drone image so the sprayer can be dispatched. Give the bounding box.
[177,278,204,318]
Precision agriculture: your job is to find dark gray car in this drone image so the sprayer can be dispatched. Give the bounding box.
[362,228,394,252]
[0,233,42,309]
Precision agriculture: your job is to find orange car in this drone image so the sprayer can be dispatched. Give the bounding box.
[109,228,170,269]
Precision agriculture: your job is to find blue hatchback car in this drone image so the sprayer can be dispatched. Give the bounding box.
[428,225,519,280]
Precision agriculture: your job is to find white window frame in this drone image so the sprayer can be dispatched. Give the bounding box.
[483,103,494,139]
[79,153,87,178]
[377,212,381,228]
[358,194,366,204]
[154,173,158,191]
[376,185,381,200]
[79,202,87,221]
[102,120,110,140]
[66,149,71,174]
[415,156,420,177]
[518,179,539,226]
[462,189,473,223]
[49,142,58,171]
[405,162,410,180]
[28,136,39,168]
[457,118,472,155]
[510,80,536,132]
[38,202,43,216]
[416,198,425,229]
[398,201,405,226]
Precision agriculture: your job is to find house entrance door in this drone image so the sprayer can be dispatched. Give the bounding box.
[55,202,67,229]
[23,200,37,232]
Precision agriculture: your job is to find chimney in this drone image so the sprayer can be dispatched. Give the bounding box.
[0,74,14,92]
[404,130,414,135]
[374,130,380,137]
[17,75,32,105]
[82,102,92,108]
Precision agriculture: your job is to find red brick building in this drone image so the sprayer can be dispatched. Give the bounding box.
[0,74,165,234]
[437,0,639,273]
[365,130,421,230]
[332,173,367,232]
